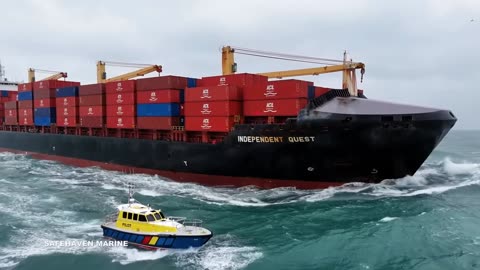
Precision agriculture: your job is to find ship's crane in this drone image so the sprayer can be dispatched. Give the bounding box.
[97,61,162,83]
[28,68,68,83]
[221,46,365,96]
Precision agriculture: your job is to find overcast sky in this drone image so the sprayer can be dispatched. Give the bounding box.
[1,0,479,129]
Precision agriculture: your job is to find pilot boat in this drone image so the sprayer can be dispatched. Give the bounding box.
[101,185,212,249]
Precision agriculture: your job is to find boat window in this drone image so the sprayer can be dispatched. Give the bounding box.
[133,213,138,221]
[154,213,161,220]
[159,212,165,219]
[127,213,132,220]
[122,212,126,219]
[139,215,147,222]
[147,214,155,222]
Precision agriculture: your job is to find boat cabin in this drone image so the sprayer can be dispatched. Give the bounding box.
[115,203,179,233]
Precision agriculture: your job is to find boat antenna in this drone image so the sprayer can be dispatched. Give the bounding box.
[127,182,135,205]
[0,61,5,81]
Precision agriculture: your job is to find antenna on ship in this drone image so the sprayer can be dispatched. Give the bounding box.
[0,61,5,81]
[127,182,135,205]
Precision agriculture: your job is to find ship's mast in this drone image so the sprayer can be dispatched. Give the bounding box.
[0,61,5,81]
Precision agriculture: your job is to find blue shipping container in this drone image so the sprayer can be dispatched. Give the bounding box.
[18,91,33,101]
[308,86,315,99]
[34,107,56,117]
[56,86,78,97]
[187,78,197,88]
[137,103,180,117]
[1,90,9,97]
[34,116,56,126]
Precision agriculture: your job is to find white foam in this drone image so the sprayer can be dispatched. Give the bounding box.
[379,217,398,222]
[175,245,263,270]
[197,246,263,270]
[443,158,479,175]
[108,247,170,265]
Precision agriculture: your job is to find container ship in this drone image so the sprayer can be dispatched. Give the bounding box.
[0,47,457,189]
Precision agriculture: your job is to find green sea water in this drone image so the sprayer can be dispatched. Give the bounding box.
[0,130,479,270]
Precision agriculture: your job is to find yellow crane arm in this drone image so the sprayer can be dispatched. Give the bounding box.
[42,72,68,81]
[97,61,162,83]
[257,63,365,79]
[28,68,68,83]
[105,65,162,83]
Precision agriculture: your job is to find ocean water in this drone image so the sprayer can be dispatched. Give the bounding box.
[0,130,479,270]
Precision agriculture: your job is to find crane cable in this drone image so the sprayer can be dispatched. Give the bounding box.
[230,46,355,65]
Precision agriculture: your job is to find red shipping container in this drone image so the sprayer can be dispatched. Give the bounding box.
[136,89,180,103]
[57,106,78,117]
[315,86,330,97]
[5,116,18,125]
[79,83,105,96]
[18,83,33,92]
[18,100,33,109]
[0,103,3,111]
[6,109,17,118]
[33,80,80,90]
[243,99,308,116]
[136,76,188,91]
[106,105,135,117]
[79,95,105,106]
[184,101,242,116]
[185,85,241,102]
[56,116,77,127]
[197,73,268,88]
[106,92,135,105]
[185,116,235,132]
[79,116,104,128]
[137,117,180,130]
[106,80,135,94]
[244,79,310,100]
[79,106,104,117]
[56,97,78,108]
[34,88,56,99]
[18,108,33,117]
[19,116,34,126]
[106,116,135,129]
[34,98,56,108]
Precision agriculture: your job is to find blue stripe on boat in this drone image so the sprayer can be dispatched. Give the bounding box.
[117,232,124,240]
[164,237,174,246]
[122,233,130,241]
[136,235,144,243]
[156,237,166,247]
[129,234,137,242]
[111,231,118,239]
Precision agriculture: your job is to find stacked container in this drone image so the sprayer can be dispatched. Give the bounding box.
[4,101,18,125]
[189,73,268,131]
[56,86,79,127]
[243,79,310,117]
[17,83,34,126]
[105,80,136,129]
[79,83,106,128]
[184,85,242,132]
[135,76,193,130]
[33,80,80,126]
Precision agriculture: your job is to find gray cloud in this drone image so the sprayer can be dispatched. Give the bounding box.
[1,0,479,129]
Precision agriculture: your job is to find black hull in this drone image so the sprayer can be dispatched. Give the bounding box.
[0,95,456,188]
